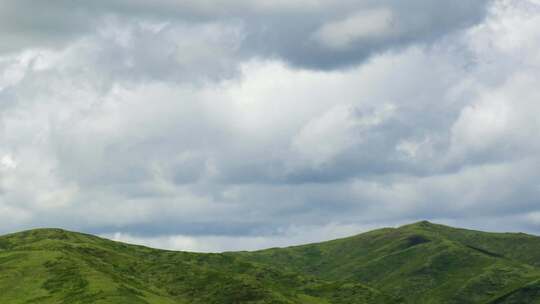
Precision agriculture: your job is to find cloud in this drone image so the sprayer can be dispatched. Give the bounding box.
[0,0,490,69]
[291,104,396,167]
[103,221,388,252]
[313,9,395,50]
[0,0,539,251]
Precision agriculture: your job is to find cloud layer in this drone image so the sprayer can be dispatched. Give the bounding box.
[1,0,540,251]
[1,0,489,69]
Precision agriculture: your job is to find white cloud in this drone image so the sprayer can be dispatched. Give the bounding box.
[0,155,17,170]
[292,104,396,166]
[314,9,395,50]
[396,137,434,159]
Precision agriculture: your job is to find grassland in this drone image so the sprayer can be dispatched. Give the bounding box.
[1,221,540,303]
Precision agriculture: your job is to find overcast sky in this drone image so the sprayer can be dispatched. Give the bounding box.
[1,0,540,252]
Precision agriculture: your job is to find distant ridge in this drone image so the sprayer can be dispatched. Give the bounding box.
[1,222,540,303]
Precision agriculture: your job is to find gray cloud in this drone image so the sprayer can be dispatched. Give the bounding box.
[0,0,490,70]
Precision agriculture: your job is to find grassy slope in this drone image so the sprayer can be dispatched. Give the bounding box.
[239,221,540,303]
[0,229,394,304]
[0,222,540,303]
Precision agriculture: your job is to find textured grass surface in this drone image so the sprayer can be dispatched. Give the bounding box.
[1,222,540,303]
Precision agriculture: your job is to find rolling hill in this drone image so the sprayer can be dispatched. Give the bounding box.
[1,221,540,303]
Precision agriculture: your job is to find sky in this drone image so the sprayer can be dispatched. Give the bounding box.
[1,0,540,252]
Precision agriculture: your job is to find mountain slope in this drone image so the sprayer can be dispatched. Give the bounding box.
[1,222,540,303]
[239,221,540,303]
[0,228,396,304]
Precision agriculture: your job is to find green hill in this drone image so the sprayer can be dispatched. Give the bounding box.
[1,221,540,303]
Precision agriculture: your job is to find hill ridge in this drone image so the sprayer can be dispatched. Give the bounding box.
[2,222,540,303]
[4,220,540,253]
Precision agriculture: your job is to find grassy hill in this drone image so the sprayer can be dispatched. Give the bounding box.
[1,221,540,303]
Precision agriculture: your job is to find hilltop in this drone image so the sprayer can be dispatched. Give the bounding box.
[1,221,540,303]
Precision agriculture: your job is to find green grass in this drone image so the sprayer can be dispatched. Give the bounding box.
[1,221,540,303]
